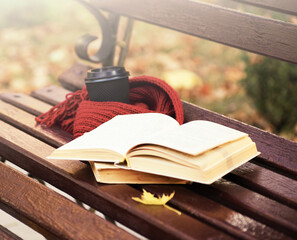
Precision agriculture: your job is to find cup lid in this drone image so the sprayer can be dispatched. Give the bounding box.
[86,66,129,80]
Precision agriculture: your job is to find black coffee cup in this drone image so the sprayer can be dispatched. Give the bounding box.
[85,66,130,103]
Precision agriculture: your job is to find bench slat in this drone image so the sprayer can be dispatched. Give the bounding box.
[0,121,234,240]
[142,185,292,240]
[58,62,90,92]
[0,162,136,240]
[90,0,297,64]
[2,92,297,212]
[0,92,52,116]
[0,225,22,240]
[0,120,294,239]
[0,95,288,240]
[33,66,297,206]
[60,63,297,179]
[28,83,297,180]
[226,162,297,209]
[55,64,297,181]
[0,100,72,147]
[1,92,296,239]
[192,180,297,237]
[233,0,297,16]
[183,101,297,179]
[30,85,71,106]
[58,63,86,91]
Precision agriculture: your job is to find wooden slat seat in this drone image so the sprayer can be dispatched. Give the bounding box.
[1,0,297,239]
[48,63,297,179]
[1,74,296,239]
[0,162,136,240]
[0,225,22,240]
[0,119,235,240]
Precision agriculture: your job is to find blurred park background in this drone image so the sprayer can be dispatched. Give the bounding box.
[0,0,296,141]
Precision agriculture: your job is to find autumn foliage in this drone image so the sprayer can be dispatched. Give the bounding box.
[0,1,296,141]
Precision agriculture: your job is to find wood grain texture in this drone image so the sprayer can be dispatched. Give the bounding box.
[182,101,297,179]
[0,100,72,147]
[0,92,53,116]
[0,225,21,240]
[2,65,295,239]
[30,85,71,105]
[58,62,89,91]
[233,0,297,15]
[191,180,297,237]
[90,0,297,64]
[225,162,297,209]
[30,81,297,178]
[0,121,234,240]
[0,162,136,240]
[54,65,297,209]
[140,185,292,240]
[1,89,295,239]
[56,65,297,180]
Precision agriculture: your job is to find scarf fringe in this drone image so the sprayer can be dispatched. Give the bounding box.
[35,76,184,138]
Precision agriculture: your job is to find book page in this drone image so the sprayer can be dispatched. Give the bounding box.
[140,120,248,156]
[91,162,187,184]
[128,136,254,170]
[55,113,179,156]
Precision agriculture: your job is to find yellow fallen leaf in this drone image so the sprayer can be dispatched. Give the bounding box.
[132,189,181,215]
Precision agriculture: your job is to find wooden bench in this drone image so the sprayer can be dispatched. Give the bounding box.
[1,0,297,239]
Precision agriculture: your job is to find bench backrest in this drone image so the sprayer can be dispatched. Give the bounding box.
[89,0,297,64]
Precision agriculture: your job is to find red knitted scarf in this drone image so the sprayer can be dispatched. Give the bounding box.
[36,76,184,138]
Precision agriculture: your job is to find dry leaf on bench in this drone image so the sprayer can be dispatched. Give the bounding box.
[132,189,181,215]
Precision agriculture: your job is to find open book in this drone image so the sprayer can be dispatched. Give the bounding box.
[48,113,260,184]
